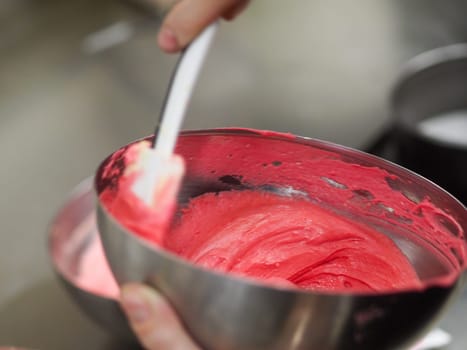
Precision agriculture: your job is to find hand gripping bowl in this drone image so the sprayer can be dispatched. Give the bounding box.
[95,128,467,350]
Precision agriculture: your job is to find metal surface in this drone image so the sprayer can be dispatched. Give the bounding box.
[391,44,467,204]
[2,0,467,349]
[96,129,466,350]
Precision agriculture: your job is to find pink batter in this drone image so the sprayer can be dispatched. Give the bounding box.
[167,190,421,292]
[99,139,431,293]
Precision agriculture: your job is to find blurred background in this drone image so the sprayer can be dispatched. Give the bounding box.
[0,0,466,348]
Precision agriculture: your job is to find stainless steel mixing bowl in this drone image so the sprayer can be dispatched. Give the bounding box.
[48,178,136,342]
[95,128,467,350]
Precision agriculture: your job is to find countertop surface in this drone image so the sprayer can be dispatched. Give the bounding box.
[0,0,466,348]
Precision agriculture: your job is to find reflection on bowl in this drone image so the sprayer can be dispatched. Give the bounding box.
[48,178,135,342]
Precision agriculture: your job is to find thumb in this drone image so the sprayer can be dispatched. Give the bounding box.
[157,0,245,52]
[120,284,200,350]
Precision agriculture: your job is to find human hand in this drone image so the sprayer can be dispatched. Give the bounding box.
[157,0,250,53]
[120,283,200,350]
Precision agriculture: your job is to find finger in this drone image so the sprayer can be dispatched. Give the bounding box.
[157,0,244,53]
[223,0,250,21]
[120,284,200,350]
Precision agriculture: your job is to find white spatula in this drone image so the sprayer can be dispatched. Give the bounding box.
[132,22,218,204]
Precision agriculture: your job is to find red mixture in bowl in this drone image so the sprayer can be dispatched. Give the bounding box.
[99,139,431,293]
[98,130,465,293]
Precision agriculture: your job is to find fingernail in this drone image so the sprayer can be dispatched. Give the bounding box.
[158,27,179,53]
[121,287,151,323]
